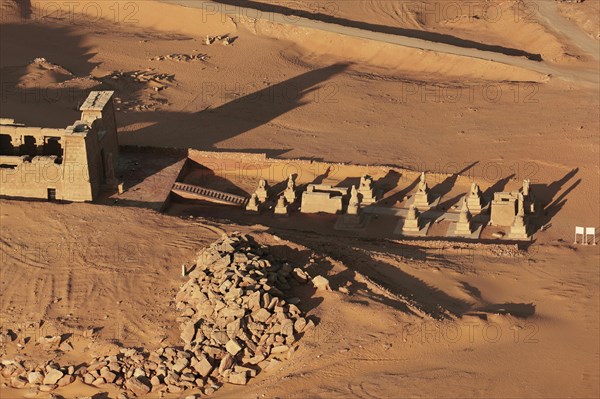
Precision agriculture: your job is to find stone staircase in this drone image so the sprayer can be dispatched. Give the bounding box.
[171,182,248,207]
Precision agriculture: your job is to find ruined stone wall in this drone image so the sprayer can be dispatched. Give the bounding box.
[0,156,66,199]
[0,126,65,155]
[0,133,96,201]
[186,149,357,186]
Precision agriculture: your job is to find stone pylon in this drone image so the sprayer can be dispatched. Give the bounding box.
[522,179,530,197]
[522,178,537,214]
[508,193,529,239]
[509,214,528,239]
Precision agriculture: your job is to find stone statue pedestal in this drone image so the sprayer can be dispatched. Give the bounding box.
[334,213,370,231]
[402,217,420,233]
[466,196,482,214]
[446,221,483,239]
[507,216,529,240]
[274,197,288,216]
[454,220,472,235]
[358,189,376,205]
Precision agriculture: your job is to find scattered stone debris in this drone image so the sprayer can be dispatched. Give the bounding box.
[150,54,208,62]
[204,35,234,46]
[0,233,321,397]
[109,70,174,85]
[311,275,331,292]
[103,69,173,112]
[31,57,74,76]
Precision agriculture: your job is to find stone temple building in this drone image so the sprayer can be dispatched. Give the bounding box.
[0,91,118,202]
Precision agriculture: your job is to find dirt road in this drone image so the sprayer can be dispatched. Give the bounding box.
[534,0,599,60]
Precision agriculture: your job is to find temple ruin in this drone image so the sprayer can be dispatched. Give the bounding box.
[165,153,537,241]
[0,91,119,202]
[490,191,519,226]
[0,91,540,242]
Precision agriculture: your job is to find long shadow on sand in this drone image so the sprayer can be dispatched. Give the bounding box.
[432,161,479,210]
[532,168,581,232]
[267,230,475,319]
[270,230,540,320]
[123,63,350,151]
[482,173,515,201]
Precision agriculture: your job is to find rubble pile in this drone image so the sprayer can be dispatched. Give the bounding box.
[174,233,314,386]
[0,233,315,397]
[1,360,76,393]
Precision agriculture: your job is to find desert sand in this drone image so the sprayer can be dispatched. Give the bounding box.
[1,0,599,398]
